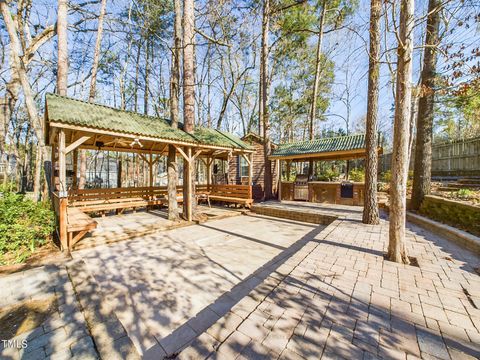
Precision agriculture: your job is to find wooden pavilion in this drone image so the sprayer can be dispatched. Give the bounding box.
[269,134,383,205]
[45,93,254,252]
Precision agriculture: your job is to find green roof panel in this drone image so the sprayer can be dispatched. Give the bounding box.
[46,93,196,143]
[272,134,366,157]
[45,93,251,150]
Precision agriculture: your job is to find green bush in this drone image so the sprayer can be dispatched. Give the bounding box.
[349,168,365,182]
[317,168,340,181]
[457,188,474,198]
[0,191,55,265]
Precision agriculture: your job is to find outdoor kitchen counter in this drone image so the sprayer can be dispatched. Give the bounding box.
[280,181,365,206]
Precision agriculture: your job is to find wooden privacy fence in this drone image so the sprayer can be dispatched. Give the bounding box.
[379,136,480,177]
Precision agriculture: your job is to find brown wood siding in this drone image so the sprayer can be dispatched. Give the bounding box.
[228,139,277,200]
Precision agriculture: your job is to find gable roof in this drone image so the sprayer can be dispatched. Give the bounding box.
[45,93,252,151]
[271,133,369,160]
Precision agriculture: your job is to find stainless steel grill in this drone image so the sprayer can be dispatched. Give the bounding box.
[294,174,309,200]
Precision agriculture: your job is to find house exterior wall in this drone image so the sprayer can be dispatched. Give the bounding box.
[228,136,278,200]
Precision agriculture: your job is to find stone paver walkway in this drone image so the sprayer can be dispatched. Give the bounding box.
[0,265,98,360]
[179,207,480,359]
[73,214,325,357]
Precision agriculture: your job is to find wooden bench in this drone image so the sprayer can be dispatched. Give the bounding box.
[66,207,97,249]
[69,185,209,214]
[208,184,253,208]
[69,186,171,214]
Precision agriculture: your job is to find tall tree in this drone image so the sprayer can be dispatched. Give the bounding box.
[56,0,68,96]
[388,0,415,264]
[88,0,107,102]
[260,0,273,199]
[168,0,181,221]
[362,0,381,225]
[411,0,441,210]
[79,0,108,190]
[0,1,48,200]
[308,0,327,140]
[183,0,195,219]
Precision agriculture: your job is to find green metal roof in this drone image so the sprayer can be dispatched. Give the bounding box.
[272,133,366,158]
[45,93,252,150]
[191,127,252,150]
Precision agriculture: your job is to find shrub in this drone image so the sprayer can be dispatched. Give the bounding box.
[318,168,340,181]
[349,168,365,182]
[456,188,474,198]
[0,191,55,265]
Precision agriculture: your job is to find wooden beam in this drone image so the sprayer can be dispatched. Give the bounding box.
[149,153,153,187]
[277,159,282,201]
[192,149,203,160]
[248,153,253,186]
[206,158,212,190]
[49,127,58,145]
[138,153,149,164]
[49,122,255,153]
[50,144,56,192]
[72,149,78,189]
[174,145,191,163]
[65,136,91,154]
[183,147,193,221]
[58,130,67,196]
[241,153,251,166]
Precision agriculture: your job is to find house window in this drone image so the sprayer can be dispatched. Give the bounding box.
[239,156,249,177]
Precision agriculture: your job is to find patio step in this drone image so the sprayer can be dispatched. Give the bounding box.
[251,203,336,225]
[73,220,193,250]
[73,207,245,251]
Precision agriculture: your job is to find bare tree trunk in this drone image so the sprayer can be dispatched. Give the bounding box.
[261,0,273,199]
[134,42,141,112]
[307,1,326,179]
[1,1,48,200]
[56,0,68,96]
[183,0,195,219]
[308,0,327,139]
[168,0,182,221]
[362,0,381,225]
[79,0,107,189]
[388,0,415,264]
[88,0,107,102]
[144,39,150,115]
[411,0,440,210]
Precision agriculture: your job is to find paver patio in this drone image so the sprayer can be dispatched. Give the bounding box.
[2,203,480,359]
[73,213,325,356]
[177,205,480,359]
[0,265,98,360]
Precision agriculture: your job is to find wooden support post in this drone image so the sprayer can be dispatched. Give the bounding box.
[58,130,67,196]
[248,153,253,186]
[117,156,122,188]
[277,159,282,201]
[59,197,68,252]
[183,147,193,221]
[149,153,153,187]
[50,144,56,193]
[206,157,212,191]
[72,149,78,189]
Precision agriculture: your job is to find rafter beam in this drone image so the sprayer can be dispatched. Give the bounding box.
[64,136,91,154]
